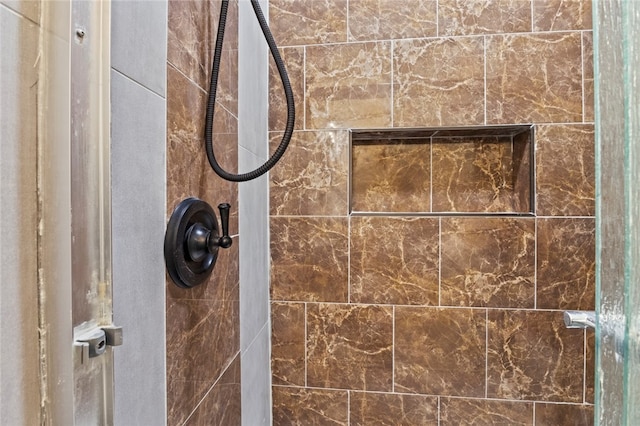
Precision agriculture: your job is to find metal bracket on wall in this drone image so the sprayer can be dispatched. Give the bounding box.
[74,326,123,364]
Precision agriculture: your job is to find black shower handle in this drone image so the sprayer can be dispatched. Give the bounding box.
[216,203,232,249]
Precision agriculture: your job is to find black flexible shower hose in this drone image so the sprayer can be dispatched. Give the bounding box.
[205,0,295,182]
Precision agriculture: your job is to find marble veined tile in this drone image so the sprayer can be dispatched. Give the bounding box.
[486,32,583,124]
[439,0,532,36]
[394,37,485,127]
[350,392,438,426]
[441,217,535,308]
[350,216,439,305]
[348,0,437,41]
[395,307,486,397]
[307,303,393,391]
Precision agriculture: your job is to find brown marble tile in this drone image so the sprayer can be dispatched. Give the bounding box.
[167,378,196,426]
[486,32,583,124]
[394,37,485,127]
[306,42,392,129]
[440,398,534,425]
[269,0,348,46]
[272,386,348,425]
[535,124,595,216]
[184,356,241,426]
[167,64,239,300]
[167,65,238,210]
[166,295,239,423]
[167,64,207,210]
[270,130,349,216]
[166,295,239,384]
[348,0,437,41]
[431,137,523,213]
[270,217,349,302]
[351,141,430,213]
[307,304,393,391]
[585,330,594,404]
[168,0,238,114]
[168,0,216,90]
[441,218,535,308]
[350,217,439,305]
[438,0,532,36]
[583,32,594,122]
[533,0,592,31]
[487,310,584,402]
[271,302,306,386]
[350,392,438,425]
[269,47,304,132]
[395,307,486,397]
[534,402,594,426]
[537,218,595,310]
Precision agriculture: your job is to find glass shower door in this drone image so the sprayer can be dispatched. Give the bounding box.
[594,0,640,424]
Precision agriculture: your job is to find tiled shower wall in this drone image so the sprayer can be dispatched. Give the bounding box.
[166,1,241,424]
[268,1,595,424]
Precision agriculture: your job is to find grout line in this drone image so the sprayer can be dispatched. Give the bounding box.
[581,31,586,124]
[438,216,442,307]
[534,216,538,309]
[437,396,441,426]
[485,309,489,399]
[583,328,587,403]
[483,35,487,126]
[392,306,396,393]
[303,46,307,130]
[270,299,574,312]
[348,215,352,303]
[304,302,308,388]
[530,0,535,32]
[436,0,440,37]
[347,390,351,426]
[430,136,434,213]
[180,351,241,425]
[276,29,583,50]
[390,40,395,127]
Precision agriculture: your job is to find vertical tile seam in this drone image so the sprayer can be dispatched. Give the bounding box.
[438,217,442,307]
[347,389,351,425]
[485,308,488,399]
[534,216,538,309]
[581,30,586,124]
[390,39,395,127]
[530,0,535,33]
[303,45,307,131]
[532,401,536,424]
[483,35,487,126]
[347,215,352,303]
[583,328,587,403]
[345,0,350,43]
[429,136,433,213]
[392,305,396,393]
[304,301,308,388]
[435,0,440,37]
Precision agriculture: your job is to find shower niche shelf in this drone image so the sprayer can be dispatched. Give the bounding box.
[350,125,534,216]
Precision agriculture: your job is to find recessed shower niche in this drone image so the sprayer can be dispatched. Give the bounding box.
[350,125,534,215]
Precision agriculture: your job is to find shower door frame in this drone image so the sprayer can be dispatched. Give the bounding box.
[39,0,116,423]
[594,0,640,424]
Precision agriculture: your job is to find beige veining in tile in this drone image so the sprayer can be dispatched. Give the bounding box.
[348,0,437,41]
[486,32,583,124]
[394,37,485,127]
[438,0,532,36]
[306,42,392,129]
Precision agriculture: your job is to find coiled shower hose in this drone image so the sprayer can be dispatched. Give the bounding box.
[205,0,295,182]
